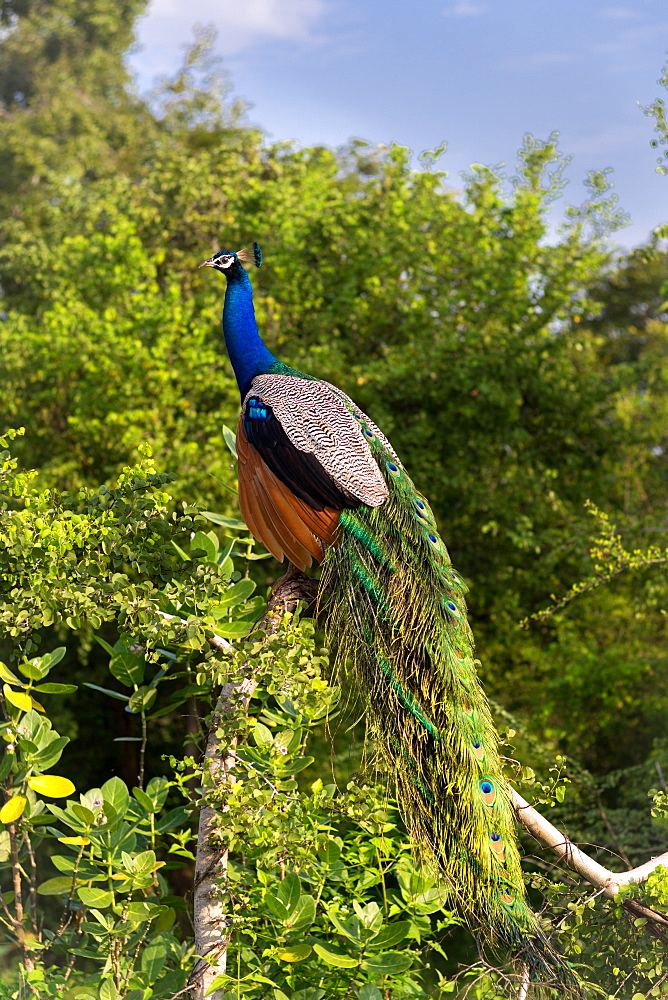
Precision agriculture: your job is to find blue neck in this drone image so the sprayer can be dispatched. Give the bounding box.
[222,267,278,398]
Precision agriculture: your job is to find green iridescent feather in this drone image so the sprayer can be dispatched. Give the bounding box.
[319,417,582,996]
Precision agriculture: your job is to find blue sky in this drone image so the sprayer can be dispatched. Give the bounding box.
[130,0,668,248]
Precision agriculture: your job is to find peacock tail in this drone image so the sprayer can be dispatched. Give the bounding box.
[319,416,576,991]
[199,244,582,995]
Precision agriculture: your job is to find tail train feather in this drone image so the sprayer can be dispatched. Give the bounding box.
[319,421,582,996]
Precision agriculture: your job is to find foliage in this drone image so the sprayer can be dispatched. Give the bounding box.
[0,437,469,998]
[1,0,668,995]
[644,62,668,177]
[0,435,664,997]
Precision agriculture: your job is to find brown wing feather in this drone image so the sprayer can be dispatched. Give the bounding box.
[252,469,315,569]
[241,473,285,564]
[237,418,340,568]
[258,473,325,563]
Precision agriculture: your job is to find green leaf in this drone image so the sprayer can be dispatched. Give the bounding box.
[37,876,76,896]
[132,849,158,873]
[213,621,254,640]
[312,941,358,968]
[358,988,383,1000]
[190,531,218,562]
[99,980,120,1000]
[33,683,78,694]
[18,658,49,681]
[125,900,161,923]
[277,943,312,962]
[412,887,446,913]
[213,578,256,610]
[321,839,342,864]
[146,775,170,811]
[277,755,314,775]
[201,511,247,532]
[171,540,190,562]
[156,805,189,833]
[361,951,413,975]
[0,755,14,782]
[127,686,157,713]
[132,787,155,812]
[286,893,316,932]
[109,651,144,687]
[101,776,129,818]
[253,723,273,747]
[42,647,66,669]
[367,920,411,949]
[78,886,113,908]
[94,636,116,657]
[141,938,168,982]
[266,872,301,921]
[276,872,301,914]
[327,909,364,945]
[353,900,382,930]
[222,425,238,459]
[83,683,130,702]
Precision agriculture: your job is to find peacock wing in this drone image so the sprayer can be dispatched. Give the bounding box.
[243,374,390,509]
[236,416,340,570]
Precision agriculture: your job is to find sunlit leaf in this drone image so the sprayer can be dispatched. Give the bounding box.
[27,774,75,798]
[3,686,33,712]
[0,663,24,687]
[0,795,26,823]
[212,621,253,640]
[201,511,247,531]
[277,943,312,962]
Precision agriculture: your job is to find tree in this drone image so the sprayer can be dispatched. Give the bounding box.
[0,0,152,200]
[2,1,668,994]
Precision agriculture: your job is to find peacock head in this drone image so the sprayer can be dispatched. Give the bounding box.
[199,242,262,276]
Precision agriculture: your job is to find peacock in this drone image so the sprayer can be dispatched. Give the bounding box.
[199,242,579,995]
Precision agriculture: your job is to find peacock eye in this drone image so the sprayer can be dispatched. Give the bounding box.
[219,255,235,268]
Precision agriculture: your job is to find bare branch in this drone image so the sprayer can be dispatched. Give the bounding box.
[511,787,668,925]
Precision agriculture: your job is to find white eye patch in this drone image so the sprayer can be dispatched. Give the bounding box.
[219,255,235,268]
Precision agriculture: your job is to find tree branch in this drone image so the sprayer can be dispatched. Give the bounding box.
[188,565,318,1000]
[511,787,668,925]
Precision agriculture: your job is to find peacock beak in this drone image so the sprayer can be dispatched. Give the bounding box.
[198,257,216,268]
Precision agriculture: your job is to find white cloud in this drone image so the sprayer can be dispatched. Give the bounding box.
[143,0,327,56]
[444,2,487,16]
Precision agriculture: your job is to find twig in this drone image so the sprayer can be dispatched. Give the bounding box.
[23,830,40,938]
[154,610,235,654]
[9,821,33,972]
